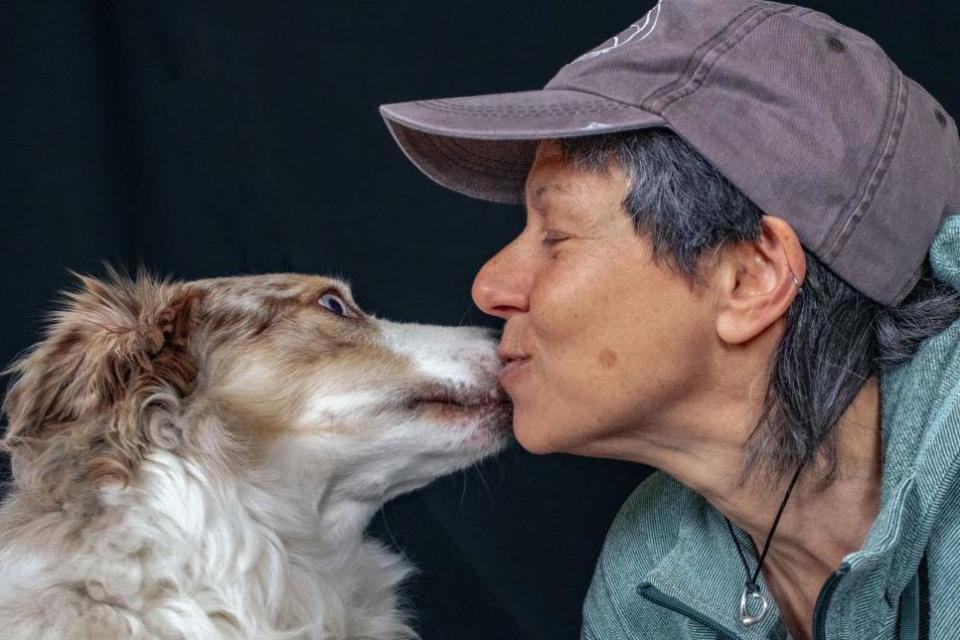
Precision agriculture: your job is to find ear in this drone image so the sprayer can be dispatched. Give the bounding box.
[1,264,203,487]
[713,215,805,345]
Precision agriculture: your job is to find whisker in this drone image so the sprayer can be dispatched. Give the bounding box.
[471,462,490,500]
[378,506,403,552]
[456,301,474,328]
[459,469,469,509]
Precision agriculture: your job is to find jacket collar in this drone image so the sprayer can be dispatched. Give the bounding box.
[640,493,787,638]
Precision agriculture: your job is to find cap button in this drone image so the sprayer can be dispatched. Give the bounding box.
[826,35,846,52]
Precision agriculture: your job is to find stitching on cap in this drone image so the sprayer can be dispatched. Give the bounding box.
[414,98,629,118]
[443,136,534,170]
[639,3,760,111]
[419,131,525,203]
[641,4,795,112]
[822,64,908,261]
[431,136,527,178]
[420,132,528,180]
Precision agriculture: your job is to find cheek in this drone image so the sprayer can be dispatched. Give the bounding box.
[511,255,713,453]
[527,257,601,341]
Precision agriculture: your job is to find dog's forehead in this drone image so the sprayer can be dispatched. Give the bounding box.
[193,273,353,301]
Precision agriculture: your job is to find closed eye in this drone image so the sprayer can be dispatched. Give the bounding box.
[541,233,569,247]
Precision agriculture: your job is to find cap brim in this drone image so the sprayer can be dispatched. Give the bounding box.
[379,89,664,204]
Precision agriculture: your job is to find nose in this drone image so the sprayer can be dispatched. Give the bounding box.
[471,237,532,320]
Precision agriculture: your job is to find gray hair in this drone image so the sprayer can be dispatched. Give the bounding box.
[554,128,960,487]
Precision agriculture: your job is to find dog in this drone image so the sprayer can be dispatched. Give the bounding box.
[0,267,511,639]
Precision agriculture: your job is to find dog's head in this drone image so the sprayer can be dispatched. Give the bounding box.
[1,267,511,505]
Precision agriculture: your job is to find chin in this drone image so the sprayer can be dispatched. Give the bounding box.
[511,409,567,455]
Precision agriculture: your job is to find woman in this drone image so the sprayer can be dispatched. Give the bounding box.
[378,1,960,637]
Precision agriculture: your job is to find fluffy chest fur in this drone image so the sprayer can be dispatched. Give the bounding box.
[0,450,415,640]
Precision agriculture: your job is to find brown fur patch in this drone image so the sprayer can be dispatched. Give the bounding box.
[207,308,410,456]
[1,266,202,499]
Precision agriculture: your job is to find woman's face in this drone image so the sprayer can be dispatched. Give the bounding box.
[471,140,718,458]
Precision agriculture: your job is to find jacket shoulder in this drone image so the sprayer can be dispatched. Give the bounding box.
[581,470,701,638]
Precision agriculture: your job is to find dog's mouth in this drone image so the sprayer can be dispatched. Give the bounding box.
[404,383,512,422]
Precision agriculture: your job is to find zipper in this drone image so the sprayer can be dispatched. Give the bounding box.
[812,562,851,640]
[637,582,742,640]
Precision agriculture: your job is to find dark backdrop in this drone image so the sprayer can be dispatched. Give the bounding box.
[1,2,957,639]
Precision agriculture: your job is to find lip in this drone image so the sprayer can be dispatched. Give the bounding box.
[498,357,531,385]
[496,344,528,365]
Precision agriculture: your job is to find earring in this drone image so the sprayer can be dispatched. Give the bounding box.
[789,268,803,292]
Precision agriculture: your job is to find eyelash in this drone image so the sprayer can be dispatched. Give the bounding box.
[541,233,569,247]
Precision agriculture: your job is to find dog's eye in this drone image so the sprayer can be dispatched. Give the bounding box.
[318,292,348,316]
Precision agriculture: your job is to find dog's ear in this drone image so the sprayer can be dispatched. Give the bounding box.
[1,265,203,489]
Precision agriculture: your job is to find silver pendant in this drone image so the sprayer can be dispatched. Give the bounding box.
[738,583,770,626]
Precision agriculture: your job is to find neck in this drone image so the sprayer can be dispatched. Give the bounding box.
[579,350,884,604]
[694,375,883,576]
[596,367,883,637]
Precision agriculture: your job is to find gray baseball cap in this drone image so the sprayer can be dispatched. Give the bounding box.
[378,0,960,306]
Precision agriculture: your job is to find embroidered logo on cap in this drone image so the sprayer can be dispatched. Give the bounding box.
[572,0,664,63]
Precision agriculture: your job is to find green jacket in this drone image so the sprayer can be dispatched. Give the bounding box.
[580,217,960,640]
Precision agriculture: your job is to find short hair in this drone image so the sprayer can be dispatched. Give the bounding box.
[553,128,960,487]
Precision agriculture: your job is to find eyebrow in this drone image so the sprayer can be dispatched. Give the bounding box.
[526,184,568,214]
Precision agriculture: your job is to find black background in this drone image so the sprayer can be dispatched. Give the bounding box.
[1,2,957,638]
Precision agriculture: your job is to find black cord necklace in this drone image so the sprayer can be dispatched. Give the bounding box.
[724,460,806,626]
